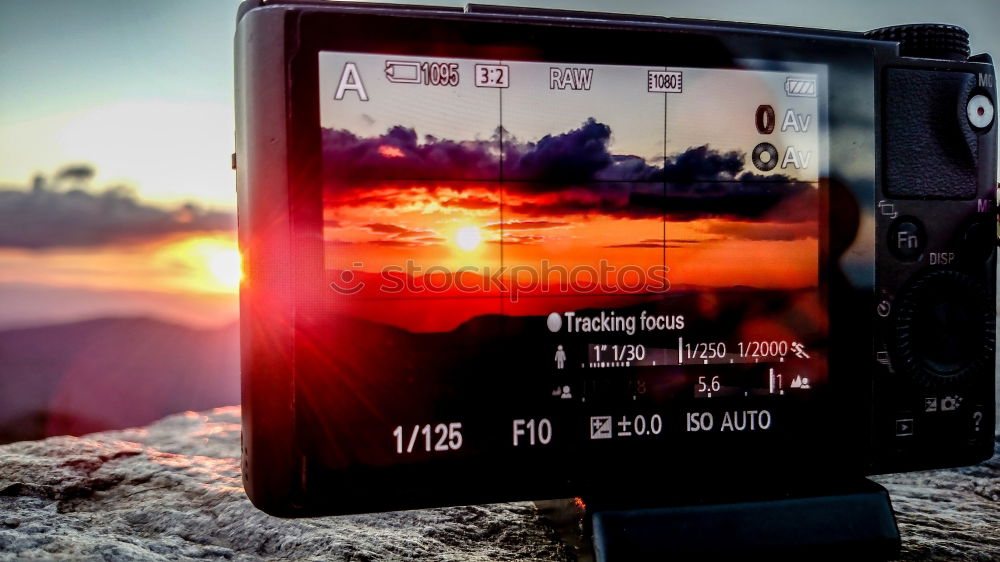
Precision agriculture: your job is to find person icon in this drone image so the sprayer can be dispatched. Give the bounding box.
[554,345,566,369]
[560,385,572,399]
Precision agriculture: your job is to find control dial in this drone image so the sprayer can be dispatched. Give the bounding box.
[893,269,995,387]
[865,24,970,61]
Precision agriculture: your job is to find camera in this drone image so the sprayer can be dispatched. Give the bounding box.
[235,1,997,516]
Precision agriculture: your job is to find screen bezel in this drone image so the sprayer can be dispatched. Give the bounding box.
[279,6,877,514]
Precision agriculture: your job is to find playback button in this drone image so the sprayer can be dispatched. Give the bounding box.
[888,217,925,261]
[895,417,914,437]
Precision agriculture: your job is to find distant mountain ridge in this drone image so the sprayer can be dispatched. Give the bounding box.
[0,317,239,444]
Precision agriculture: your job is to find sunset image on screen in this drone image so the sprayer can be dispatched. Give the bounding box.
[319,54,820,332]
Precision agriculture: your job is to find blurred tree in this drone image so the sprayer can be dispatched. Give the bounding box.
[31,173,46,192]
[54,164,95,190]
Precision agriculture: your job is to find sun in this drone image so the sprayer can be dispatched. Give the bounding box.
[204,245,243,289]
[158,236,243,293]
[454,226,482,251]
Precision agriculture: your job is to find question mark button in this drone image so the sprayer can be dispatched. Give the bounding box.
[971,410,984,433]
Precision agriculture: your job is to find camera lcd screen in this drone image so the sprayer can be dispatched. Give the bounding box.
[311,51,828,472]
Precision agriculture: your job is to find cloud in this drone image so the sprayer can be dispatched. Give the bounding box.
[364,222,409,234]
[656,179,817,223]
[604,238,664,248]
[322,126,499,182]
[367,235,445,247]
[488,234,546,245]
[360,222,440,246]
[499,181,816,223]
[660,146,743,182]
[322,120,813,222]
[367,239,423,247]
[0,184,234,249]
[697,220,818,241]
[501,120,743,184]
[503,119,614,183]
[439,194,499,210]
[603,238,700,249]
[329,237,441,248]
[483,220,568,231]
[328,221,446,246]
[363,223,427,238]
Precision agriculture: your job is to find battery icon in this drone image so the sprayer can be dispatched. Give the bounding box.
[784,77,816,97]
[384,60,421,83]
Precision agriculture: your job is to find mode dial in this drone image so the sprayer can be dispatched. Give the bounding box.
[893,269,995,388]
[865,24,970,61]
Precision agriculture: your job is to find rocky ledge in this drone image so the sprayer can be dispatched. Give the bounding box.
[0,407,996,561]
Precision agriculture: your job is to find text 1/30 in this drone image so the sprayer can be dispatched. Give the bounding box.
[593,344,646,362]
[393,423,463,454]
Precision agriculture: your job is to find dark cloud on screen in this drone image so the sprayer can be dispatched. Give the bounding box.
[604,238,703,249]
[483,220,568,231]
[487,234,546,245]
[322,119,814,222]
[604,239,667,248]
[0,184,234,249]
[440,195,499,210]
[363,223,427,238]
[359,222,440,247]
[322,126,499,182]
[697,220,819,241]
[504,119,615,183]
[503,121,745,185]
[368,239,423,247]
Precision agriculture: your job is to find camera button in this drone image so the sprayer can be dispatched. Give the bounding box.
[967,94,994,130]
[958,219,994,264]
[888,217,925,260]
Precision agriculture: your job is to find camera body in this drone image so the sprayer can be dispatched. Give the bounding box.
[235,1,997,516]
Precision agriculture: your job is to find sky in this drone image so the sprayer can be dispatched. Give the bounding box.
[0,0,997,329]
[1,0,997,207]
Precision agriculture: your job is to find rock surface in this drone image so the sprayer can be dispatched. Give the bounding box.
[0,406,996,561]
[874,456,1000,560]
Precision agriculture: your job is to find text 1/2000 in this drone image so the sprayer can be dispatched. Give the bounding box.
[393,423,463,454]
[684,340,796,360]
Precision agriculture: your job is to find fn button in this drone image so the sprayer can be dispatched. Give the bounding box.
[888,217,925,261]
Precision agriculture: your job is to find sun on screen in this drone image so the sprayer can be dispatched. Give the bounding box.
[454,225,482,251]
